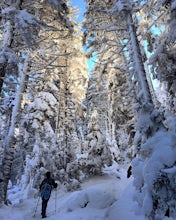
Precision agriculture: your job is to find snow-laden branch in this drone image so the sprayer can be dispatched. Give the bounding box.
[3,20,13,47]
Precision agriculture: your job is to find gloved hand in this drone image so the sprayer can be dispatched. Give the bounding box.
[54,182,58,188]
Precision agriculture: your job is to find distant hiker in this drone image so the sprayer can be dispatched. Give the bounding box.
[40,171,57,218]
[127,165,132,178]
[165,207,170,217]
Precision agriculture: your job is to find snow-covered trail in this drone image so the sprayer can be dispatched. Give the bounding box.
[0,170,145,220]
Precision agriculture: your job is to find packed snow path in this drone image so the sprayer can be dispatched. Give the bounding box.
[0,169,145,220]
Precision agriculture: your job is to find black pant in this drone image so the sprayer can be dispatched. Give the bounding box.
[41,198,49,217]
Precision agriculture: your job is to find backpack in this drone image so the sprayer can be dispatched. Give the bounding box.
[40,181,52,200]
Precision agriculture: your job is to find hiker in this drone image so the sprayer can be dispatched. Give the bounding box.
[40,171,57,218]
[127,165,132,178]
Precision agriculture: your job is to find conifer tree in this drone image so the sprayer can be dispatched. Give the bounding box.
[0,0,44,203]
[11,2,88,193]
[83,0,137,161]
[84,109,112,176]
[0,0,76,203]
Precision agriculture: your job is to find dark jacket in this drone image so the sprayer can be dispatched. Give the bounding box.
[40,177,57,191]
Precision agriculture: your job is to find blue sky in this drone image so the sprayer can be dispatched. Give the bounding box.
[71,0,86,22]
[70,0,96,74]
[70,0,95,74]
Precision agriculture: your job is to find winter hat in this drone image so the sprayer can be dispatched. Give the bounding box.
[46,171,51,178]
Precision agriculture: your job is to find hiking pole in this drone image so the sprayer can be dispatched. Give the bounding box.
[55,188,57,213]
[33,196,40,217]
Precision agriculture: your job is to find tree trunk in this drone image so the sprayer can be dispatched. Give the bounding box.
[0,20,13,94]
[125,12,165,148]
[127,13,152,104]
[1,54,30,204]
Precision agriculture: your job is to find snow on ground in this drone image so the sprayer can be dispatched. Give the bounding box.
[0,166,146,220]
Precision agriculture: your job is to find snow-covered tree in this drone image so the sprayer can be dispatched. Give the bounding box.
[83,109,112,176]
[0,0,76,203]
[130,1,176,218]
[149,1,176,116]
[83,1,176,219]
[83,0,136,163]
[10,3,88,194]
